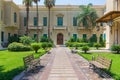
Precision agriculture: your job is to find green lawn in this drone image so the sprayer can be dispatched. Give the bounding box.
[0,49,46,80]
[78,52,120,80]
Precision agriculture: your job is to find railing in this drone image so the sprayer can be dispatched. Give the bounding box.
[77,27,92,30]
[53,25,67,30]
[28,25,43,30]
[4,23,18,28]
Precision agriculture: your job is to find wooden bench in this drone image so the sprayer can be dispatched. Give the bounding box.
[23,54,40,72]
[89,55,112,72]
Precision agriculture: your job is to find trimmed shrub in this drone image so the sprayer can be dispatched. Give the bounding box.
[8,42,32,51]
[111,45,120,54]
[20,36,33,45]
[31,43,41,53]
[48,43,53,47]
[82,46,89,53]
[94,43,101,50]
[8,35,20,43]
[41,42,48,49]
[40,36,48,42]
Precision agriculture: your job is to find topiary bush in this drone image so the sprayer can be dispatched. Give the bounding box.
[48,43,53,47]
[41,42,48,49]
[8,42,32,51]
[40,36,48,42]
[111,45,120,54]
[94,43,101,50]
[82,46,89,53]
[31,43,41,53]
[20,36,33,45]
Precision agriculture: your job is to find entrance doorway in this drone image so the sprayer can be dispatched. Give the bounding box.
[57,33,63,45]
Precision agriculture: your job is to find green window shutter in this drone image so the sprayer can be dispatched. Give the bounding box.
[43,17,47,26]
[24,17,26,26]
[34,34,37,39]
[14,12,17,23]
[73,34,77,41]
[93,34,97,38]
[1,31,4,42]
[73,17,77,26]
[104,34,106,40]
[83,34,87,39]
[93,34,97,42]
[8,33,11,40]
[43,34,47,38]
[34,17,38,26]
[57,17,63,26]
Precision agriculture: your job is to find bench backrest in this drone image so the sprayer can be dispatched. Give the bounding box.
[23,54,34,68]
[96,55,112,70]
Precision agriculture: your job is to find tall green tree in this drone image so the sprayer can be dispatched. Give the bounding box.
[33,0,40,42]
[77,3,98,29]
[23,0,33,36]
[44,0,55,41]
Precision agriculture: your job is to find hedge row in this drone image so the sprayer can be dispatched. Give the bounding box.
[8,42,53,52]
[65,42,90,47]
[8,42,32,51]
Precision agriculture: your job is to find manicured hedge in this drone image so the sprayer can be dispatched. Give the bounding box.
[111,45,120,54]
[65,42,89,47]
[8,42,32,51]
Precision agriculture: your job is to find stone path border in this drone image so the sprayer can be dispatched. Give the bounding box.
[13,47,114,80]
[13,48,55,80]
[66,48,114,80]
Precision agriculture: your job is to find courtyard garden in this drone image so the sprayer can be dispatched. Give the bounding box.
[66,35,120,80]
[78,52,120,80]
[0,35,53,80]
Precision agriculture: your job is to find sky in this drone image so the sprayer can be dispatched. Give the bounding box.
[13,0,105,5]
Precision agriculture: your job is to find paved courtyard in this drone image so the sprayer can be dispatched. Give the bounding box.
[14,46,113,80]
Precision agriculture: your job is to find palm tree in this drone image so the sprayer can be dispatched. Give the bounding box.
[23,0,33,36]
[44,0,55,41]
[33,0,40,42]
[77,3,98,29]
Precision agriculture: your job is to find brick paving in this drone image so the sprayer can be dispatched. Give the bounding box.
[14,46,114,80]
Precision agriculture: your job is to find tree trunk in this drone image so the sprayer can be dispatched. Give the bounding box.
[36,2,39,42]
[26,5,29,36]
[48,7,50,42]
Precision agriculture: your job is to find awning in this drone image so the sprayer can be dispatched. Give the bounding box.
[96,11,120,22]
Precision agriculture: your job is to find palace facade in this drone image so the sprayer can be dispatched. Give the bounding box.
[0,0,107,47]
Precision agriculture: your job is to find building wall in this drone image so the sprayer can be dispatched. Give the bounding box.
[0,0,20,47]
[19,5,105,45]
[105,0,120,49]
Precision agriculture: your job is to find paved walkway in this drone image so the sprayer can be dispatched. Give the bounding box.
[47,47,85,80]
[14,46,113,80]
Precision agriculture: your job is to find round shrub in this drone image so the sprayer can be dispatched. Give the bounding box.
[8,42,32,51]
[20,36,33,45]
[82,46,89,53]
[41,42,48,49]
[111,45,120,54]
[48,43,53,47]
[94,43,101,49]
[31,43,41,53]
